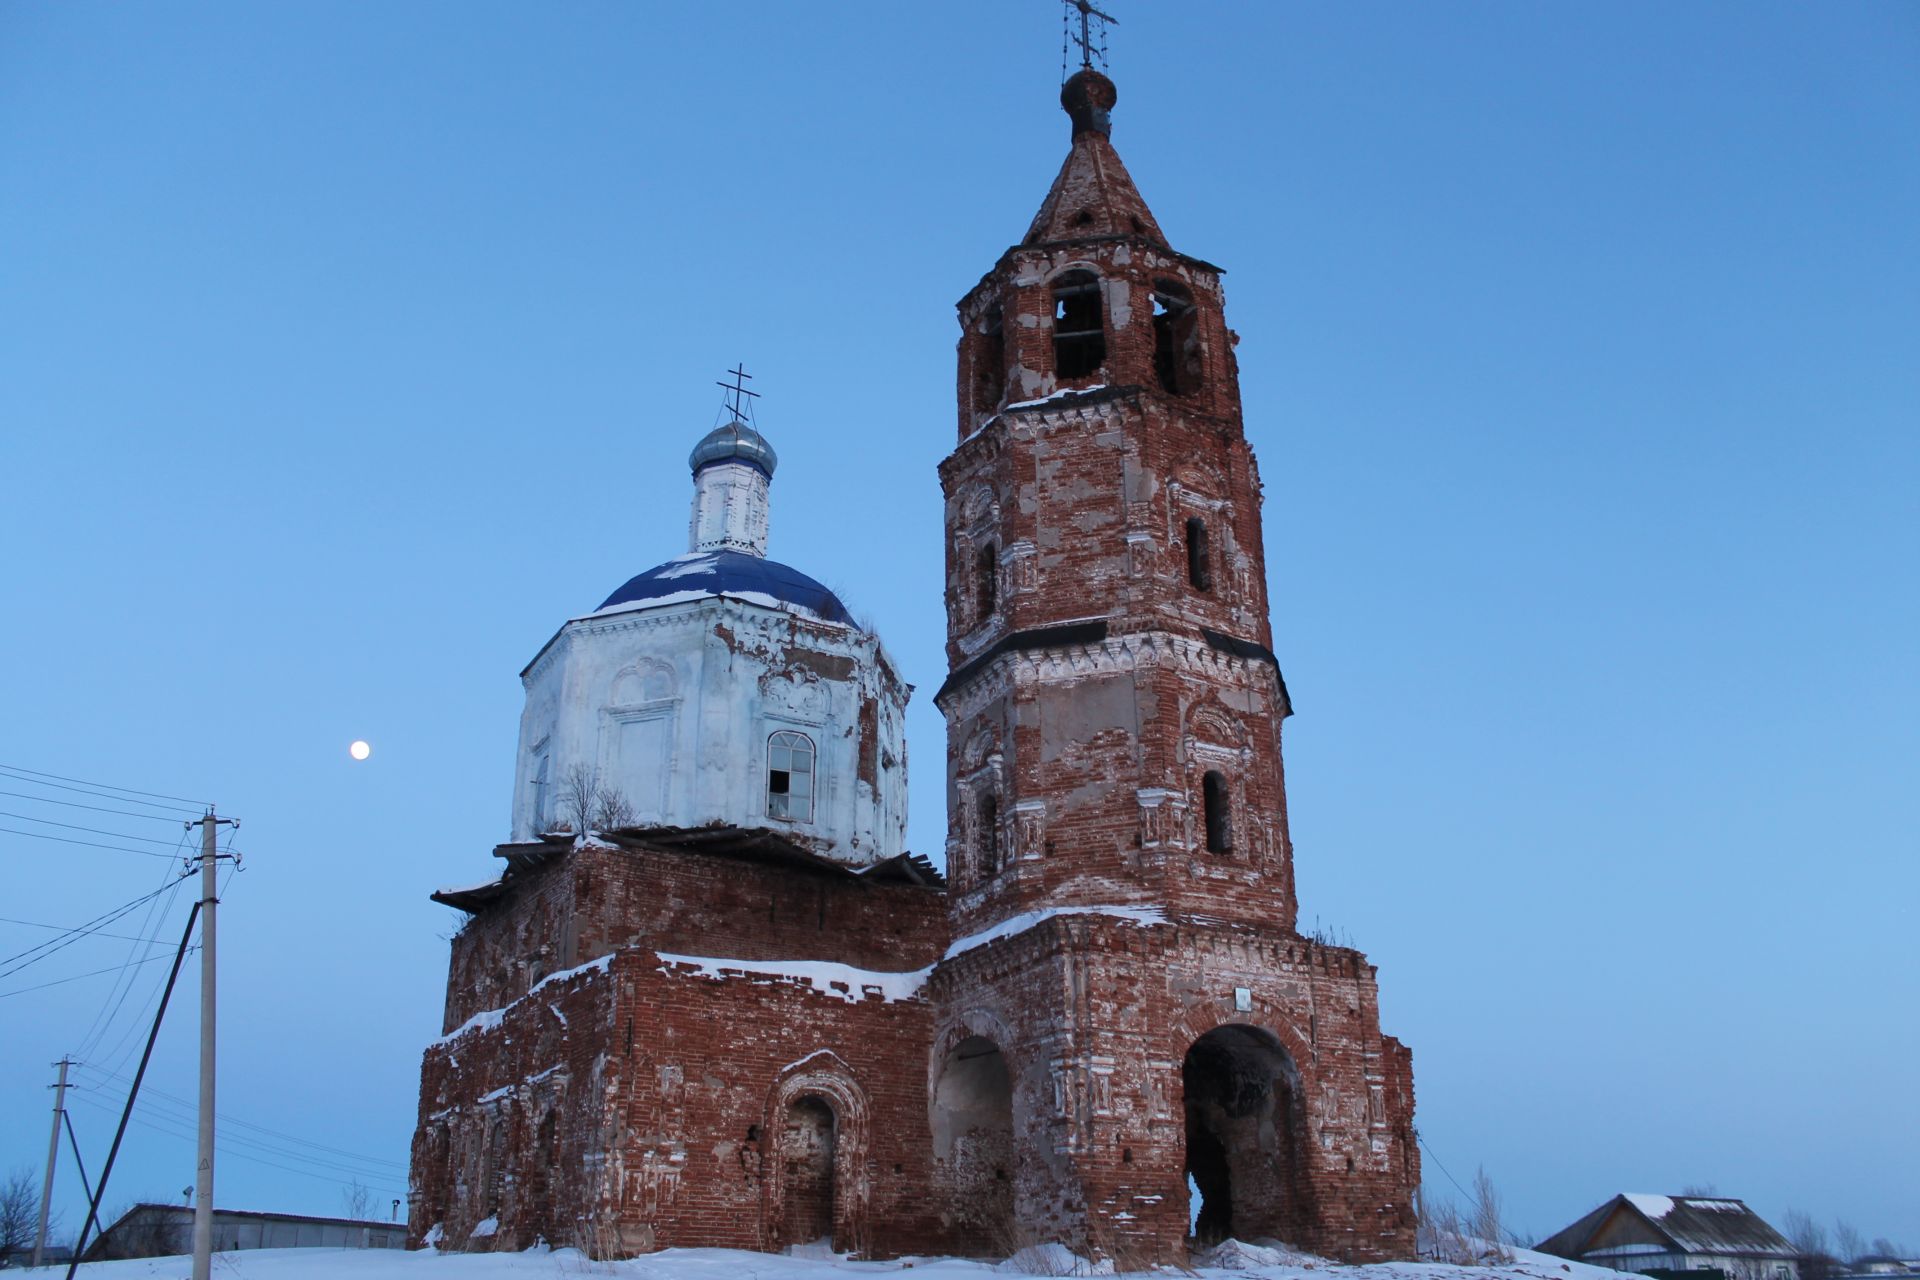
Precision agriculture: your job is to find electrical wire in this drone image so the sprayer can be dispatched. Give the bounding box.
[0,825,186,860]
[0,762,210,807]
[0,947,191,998]
[82,1067,407,1175]
[75,849,195,1063]
[0,788,189,823]
[0,915,178,946]
[70,1093,408,1199]
[0,880,182,978]
[0,809,196,845]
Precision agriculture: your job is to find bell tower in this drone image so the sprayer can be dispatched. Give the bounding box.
[937,65,1295,941]
[926,54,1418,1267]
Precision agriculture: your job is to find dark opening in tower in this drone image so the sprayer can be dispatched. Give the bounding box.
[976,791,1000,877]
[1186,517,1213,591]
[1203,770,1232,854]
[1152,281,1201,396]
[1051,270,1105,379]
[974,305,1005,413]
[1183,1025,1303,1247]
[977,540,998,621]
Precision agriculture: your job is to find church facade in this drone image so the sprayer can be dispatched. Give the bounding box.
[407,67,1418,1266]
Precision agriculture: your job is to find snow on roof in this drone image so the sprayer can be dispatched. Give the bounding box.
[945,904,1167,960]
[430,954,613,1047]
[1625,1194,1676,1219]
[655,953,932,1004]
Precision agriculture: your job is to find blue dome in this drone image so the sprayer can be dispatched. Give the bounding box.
[595,551,853,625]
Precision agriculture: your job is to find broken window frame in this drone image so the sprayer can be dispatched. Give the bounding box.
[767,729,816,823]
[1203,770,1232,854]
[1051,270,1106,380]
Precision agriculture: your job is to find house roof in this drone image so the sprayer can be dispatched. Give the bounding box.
[1538,1194,1798,1263]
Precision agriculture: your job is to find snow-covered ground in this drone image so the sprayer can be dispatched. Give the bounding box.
[57,1241,1641,1280]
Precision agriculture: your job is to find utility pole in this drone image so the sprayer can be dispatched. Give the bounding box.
[187,810,235,1280]
[32,1056,72,1268]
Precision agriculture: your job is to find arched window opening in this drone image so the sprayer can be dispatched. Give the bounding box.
[976,541,998,622]
[1152,281,1202,396]
[1203,770,1232,854]
[933,1036,1015,1255]
[1183,1026,1303,1246]
[767,731,815,822]
[1051,271,1105,379]
[974,306,1005,413]
[780,1095,837,1249]
[1186,517,1213,591]
[977,791,1000,878]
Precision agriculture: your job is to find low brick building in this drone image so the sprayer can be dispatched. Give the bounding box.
[409,59,1418,1268]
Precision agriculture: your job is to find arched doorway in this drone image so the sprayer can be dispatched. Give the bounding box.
[1182,1025,1302,1246]
[779,1094,836,1249]
[932,1034,1015,1254]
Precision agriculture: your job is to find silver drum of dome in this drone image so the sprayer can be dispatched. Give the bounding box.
[688,422,778,477]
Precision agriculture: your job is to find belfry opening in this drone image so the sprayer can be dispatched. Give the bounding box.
[1182,1026,1304,1247]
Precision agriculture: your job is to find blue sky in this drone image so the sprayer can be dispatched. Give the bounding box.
[3,0,1916,1253]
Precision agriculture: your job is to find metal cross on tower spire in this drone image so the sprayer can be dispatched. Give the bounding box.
[715,363,759,425]
[1063,0,1116,73]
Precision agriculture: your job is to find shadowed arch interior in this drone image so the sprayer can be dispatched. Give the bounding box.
[1183,1024,1305,1246]
[932,1034,1015,1254]
[780,1094,837,1248]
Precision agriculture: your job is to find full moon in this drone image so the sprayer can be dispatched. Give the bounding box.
[349,740,372,761]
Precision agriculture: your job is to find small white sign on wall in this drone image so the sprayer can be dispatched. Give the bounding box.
[1233,987,1252,1012]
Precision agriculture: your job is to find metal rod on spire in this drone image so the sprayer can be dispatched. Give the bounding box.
[1065,0,1116,71]
[715,363,759,425]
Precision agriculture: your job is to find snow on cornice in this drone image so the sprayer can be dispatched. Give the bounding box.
[655,952,933,1004]
[944,905,1168,960]
[431,953,614,1047]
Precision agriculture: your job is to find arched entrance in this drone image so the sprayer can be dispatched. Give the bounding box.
[932,1034,1014,1254]
[779,1094,836,1249]
[1182,1024,1303,1246]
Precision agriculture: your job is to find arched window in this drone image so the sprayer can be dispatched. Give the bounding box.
[977,791,1000,877]
[1051,270,1105,378]
[768,731,815,822]
[974,305,1005,413]
[1152,281,1201,396]
[1203,770,1232,854]
[976,540,998,621]
[1186,517,1213,591]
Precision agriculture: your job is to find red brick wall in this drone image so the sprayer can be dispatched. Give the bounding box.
[440,840,948,1031]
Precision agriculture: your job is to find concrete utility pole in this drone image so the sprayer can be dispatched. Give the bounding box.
[187,810,234,1280]
[32,1056,72,1268]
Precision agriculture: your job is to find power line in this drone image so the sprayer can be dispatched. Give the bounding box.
[69,1094,408,1198]
[0,825,185,861]
[83,1067,408,1173]
[0,789,188,823]
[76,857,195,1065]
[0,947,190,998]
[0,810,196,846]
[0,770,203,817]
[0,880,182,980]
[0,762,210,808]
[0,915,178,946]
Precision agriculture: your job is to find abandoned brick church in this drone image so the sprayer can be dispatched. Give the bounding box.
[408,61,1419,1266]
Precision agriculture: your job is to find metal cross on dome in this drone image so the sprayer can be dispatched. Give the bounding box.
[1064,0,1117,72]
[716,363,759,425]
